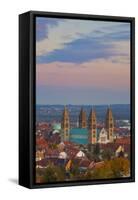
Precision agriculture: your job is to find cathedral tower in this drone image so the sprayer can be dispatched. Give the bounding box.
[88,109,97,144]
[105,106,114,143]
[79,108,87,128]
[61,106,70,141]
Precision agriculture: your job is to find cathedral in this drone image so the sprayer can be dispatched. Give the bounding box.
[61,106,114,145]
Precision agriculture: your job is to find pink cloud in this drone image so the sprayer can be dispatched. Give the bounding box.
[36,58,130,91]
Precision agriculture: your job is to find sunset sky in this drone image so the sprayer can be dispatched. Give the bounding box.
[36,17,130,105]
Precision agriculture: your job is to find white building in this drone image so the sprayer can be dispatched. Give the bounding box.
[98,128,110,144]
[75,150,86,158]
[58,151,67,159]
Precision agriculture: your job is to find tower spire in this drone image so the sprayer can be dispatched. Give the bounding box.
[61,106,70,141]
[79,107,87,128]
[88,108,97,144]
[105,106,114,142]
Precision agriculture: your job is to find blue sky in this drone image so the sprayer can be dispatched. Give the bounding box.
[36,17,130,105]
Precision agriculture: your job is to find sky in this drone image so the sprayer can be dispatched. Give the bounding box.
[36,17,130,105]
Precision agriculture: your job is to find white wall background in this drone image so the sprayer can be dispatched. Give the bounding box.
[0,0,137,199]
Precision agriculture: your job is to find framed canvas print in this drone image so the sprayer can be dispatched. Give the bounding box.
[19,11,135,189]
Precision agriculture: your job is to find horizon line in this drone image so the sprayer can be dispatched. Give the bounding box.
[36,103,130,106]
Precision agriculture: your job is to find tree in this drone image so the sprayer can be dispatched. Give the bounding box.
[91,143,101,162]
[93,143,100,155]
[43,164,66,182]
[101,148,113,160]
[110,157,130,177]
[84,157,130,179]
[70,161,80,180]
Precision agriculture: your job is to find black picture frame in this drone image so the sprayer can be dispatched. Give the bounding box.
[19,10,135,189]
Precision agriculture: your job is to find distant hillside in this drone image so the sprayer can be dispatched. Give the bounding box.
[36,104,130,123]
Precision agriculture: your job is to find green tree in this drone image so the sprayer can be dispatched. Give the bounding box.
[43,164,66,182]
[84,157,130,180]
[101,148,113,160]
[70,161,80,180]
[91,143,101,162]
[93,143,100,155]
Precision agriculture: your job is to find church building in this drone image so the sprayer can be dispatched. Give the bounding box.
[61,106,115,145]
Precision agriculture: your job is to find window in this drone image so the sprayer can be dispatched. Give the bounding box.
[65,123,68,128]
[93,134,96,138]
[93,125,96,129]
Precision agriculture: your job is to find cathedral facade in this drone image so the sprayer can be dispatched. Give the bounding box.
[61,106,114,145]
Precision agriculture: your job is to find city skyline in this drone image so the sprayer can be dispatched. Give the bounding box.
[36,17,130,105]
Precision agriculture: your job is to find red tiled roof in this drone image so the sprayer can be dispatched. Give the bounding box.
[94,161,105,169]
[115,137,130,145]
[88,161,95,169]
[78,158,91,168]
[100,142,130,154]
[36,137,48,148]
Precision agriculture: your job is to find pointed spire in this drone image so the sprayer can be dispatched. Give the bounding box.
[89,107,96,120]
[64,105,67,111]
[62,105,70,141]
[80,106,84,114]
[79,107,87,128]
[107,105,113,119]
[62,105,69,120]
[88,107,97,144]
[63,105,68,115]
[105,105,114,142]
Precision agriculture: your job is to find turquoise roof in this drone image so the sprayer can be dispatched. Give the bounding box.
[70,128,88,144]
[69,128,101,145]
[70,128,88,135]
[52,123,61,130]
